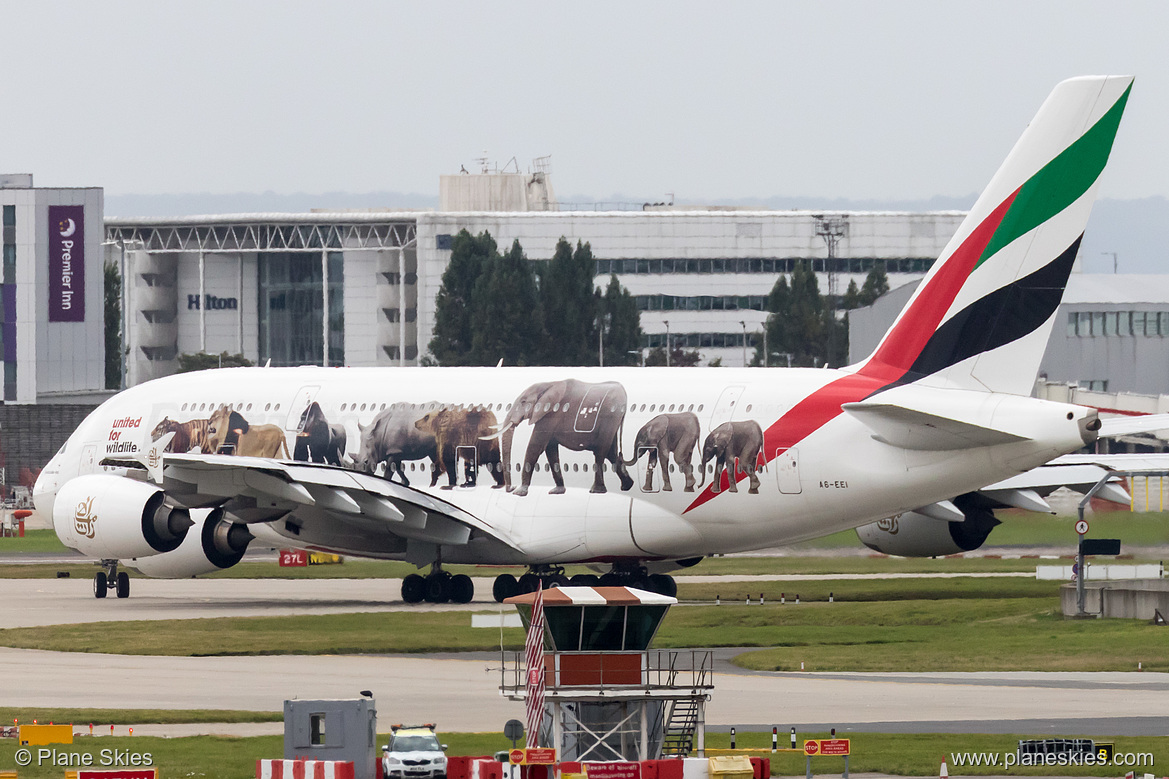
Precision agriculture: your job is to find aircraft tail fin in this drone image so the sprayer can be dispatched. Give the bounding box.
[855,76,1133,395]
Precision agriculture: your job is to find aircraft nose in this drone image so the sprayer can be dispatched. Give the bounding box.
[32,458,61,527]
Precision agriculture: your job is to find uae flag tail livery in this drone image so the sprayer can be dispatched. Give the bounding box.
[855,76,1133,396]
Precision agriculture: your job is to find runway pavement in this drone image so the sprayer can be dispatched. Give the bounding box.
[1,577,1167,736]
[1,646,1166,735]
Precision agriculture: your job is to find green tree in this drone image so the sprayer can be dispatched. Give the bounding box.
[858,263,890,306]
[540,238,598,365]
[754,261,847,367]
[469,239,545,365]
[177,351,254,372]
[598,275,642,366]
[428,230,497,365]
[104,260,122,389]
[644,345,703,367]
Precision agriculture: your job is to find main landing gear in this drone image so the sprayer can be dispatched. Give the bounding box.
[93,559,130,599]
[400,565,475,605]
[491,564,678,602]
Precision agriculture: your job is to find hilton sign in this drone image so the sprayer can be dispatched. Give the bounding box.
[187,294,238,310]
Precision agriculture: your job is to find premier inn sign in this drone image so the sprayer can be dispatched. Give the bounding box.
[48,205,85,322]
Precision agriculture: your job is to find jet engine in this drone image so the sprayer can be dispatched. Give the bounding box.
[52,474,193,560]
[131,508,254,578]
[855,496,1000,557]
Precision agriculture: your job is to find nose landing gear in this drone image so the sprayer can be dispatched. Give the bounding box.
[94,559,130,599]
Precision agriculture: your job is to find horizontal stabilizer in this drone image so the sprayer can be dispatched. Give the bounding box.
[1097,413,1169,439]
[843,402,1030,451]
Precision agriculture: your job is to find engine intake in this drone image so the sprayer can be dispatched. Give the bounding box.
[131,508,254,578]
[855,496,1000,557]
[53,474,194,560]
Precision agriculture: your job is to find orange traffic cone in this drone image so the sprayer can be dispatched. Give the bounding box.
[939,759,949,779]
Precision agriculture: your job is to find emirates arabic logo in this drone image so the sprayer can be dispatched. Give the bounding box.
[877,515,901,534]
[147,448,161,469]
[74,496,97,539]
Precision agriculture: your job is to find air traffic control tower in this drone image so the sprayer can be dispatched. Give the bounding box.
[500,586,713,763]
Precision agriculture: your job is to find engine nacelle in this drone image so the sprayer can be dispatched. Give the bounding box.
[131,508,254,578]
[855,498,1000,557]
[53,474,193,560]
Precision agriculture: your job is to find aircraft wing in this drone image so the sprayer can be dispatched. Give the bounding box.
[154,454,521,555]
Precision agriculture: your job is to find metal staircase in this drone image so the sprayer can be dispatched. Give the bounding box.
[660,697,702,757]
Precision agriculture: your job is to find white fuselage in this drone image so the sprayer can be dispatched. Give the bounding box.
[34,365,1093,565]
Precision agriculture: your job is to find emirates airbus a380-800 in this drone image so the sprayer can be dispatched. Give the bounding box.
[32,76,1143,604]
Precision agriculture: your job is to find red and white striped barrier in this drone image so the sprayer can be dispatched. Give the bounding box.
[256,759,356,779]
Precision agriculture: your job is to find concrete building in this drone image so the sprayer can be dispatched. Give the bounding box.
[107,206,964,381]
[0,174,106,404]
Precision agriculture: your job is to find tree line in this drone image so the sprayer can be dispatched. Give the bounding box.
[753,261,889,367]
[428,230,643,366]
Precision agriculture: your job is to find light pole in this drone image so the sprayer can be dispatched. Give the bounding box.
[663,320,670,367]
[739,321,747,367]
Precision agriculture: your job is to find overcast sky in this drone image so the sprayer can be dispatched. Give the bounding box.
[4,1,1167,203]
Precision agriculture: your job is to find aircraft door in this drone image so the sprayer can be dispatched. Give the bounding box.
[709,385,745,429]
[456,445,478,487]
[80,445,98,474]
[774,448,801,494]
[286,386,321,431]
[636,445,661,493]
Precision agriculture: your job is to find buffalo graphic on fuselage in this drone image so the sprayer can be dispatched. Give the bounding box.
[414,407,505,489]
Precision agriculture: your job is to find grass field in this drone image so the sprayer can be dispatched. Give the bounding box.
[0,577,1164,671]
[0,707,281,725]
[0,730,1164,778]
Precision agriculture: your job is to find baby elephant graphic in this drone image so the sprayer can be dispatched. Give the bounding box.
[699,420,764,494]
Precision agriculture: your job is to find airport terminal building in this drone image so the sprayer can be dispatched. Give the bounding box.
[106,178,965,384]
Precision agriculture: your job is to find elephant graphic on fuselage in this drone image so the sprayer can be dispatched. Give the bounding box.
[354,404,440,487]
[497,379,635,497]
[622,412,701,492]
[699,419,764,494]
[414,407,505,489]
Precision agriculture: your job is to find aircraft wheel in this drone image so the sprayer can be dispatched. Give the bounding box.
[115,571,131,599]
[93,572,108,599]
[401,574,427,604]
[425,571,451,604]
[549,574,569,589]
[598,572,622,587]
[517,573,540,594]
[493,574,518,602]
[448,574,475,604]
[647,574,677,598]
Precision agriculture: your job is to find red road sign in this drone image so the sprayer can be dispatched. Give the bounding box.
[805,739,850,756]
[585,762,643,779]
[1075,519,1089,535]
[510,748,556,765]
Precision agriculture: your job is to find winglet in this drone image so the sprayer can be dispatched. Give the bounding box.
[145,431,175,483]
